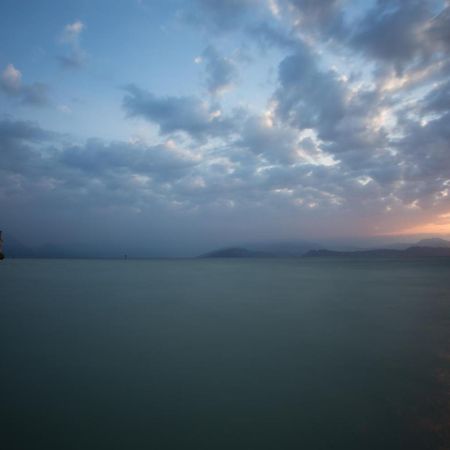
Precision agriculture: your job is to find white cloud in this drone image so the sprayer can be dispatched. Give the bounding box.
[0,64,50,106]
[58,20,87,69]
[58,104,72,114]
[267,0,281,17]
[61,20,85,44]
[1,64,22,93]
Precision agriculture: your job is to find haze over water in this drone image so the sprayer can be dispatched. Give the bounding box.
[1,257,449,450]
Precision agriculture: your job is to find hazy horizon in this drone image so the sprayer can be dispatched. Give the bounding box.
[3,228,450,258]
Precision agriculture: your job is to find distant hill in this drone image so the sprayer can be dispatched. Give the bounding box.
[305,249,399,258]
[416,238,450,248]
[200,239,323,258]
[364,238,450,251]
[202,240,321,258]
[305,246,450,258]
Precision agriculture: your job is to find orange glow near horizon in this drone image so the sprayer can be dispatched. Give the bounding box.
[384,213,450,236]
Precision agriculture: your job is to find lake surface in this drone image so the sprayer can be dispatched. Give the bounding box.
[1,258,449,449]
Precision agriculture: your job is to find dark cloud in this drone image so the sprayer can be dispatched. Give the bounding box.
[0,118,51,143]
[0,118,54,179]
[122,84,236,140]
[274,45,346,140]
[201,46,237,95]
[350,0,443,73]
[428,6,450,52]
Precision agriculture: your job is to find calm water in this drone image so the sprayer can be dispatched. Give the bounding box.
[1,258,449,450]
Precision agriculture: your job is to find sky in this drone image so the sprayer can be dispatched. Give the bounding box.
[1,0,450,256]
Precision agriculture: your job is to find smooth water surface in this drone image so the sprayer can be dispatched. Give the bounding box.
[1,258,449,449]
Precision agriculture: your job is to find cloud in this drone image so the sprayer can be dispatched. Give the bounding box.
[237,115,303,164]
[58,20,87,69]
[422,79,450,112]
[0,118,201,213]
[0,117,52,143]
[200,46,237,95]
[397,111,450,192]
[22,83,51,106]
[264,10,450,222]
[122,84,236,140]
[1,104,450,252]
[57,51,86,69]
[274,44,346,140]
[1,64,22,93]
[61,139,200,180]
[61,20,85,44]
[428,5,450,52]
[0,118,54,177]
[0,117,333,218]
[349,0,445,73]
[284,0,344,36]
[0,64,50,106]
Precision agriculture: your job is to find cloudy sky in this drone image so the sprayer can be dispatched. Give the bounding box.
[1,0,450,255]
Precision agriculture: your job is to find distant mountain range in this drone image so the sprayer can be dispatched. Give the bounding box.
[415,238,450,248]
[202,238,450,259]
[369,238,450,251]
[305,238,450,258]
[305,246,450,258]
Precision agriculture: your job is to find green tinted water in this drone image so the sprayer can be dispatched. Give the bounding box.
[1,258,449,449]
